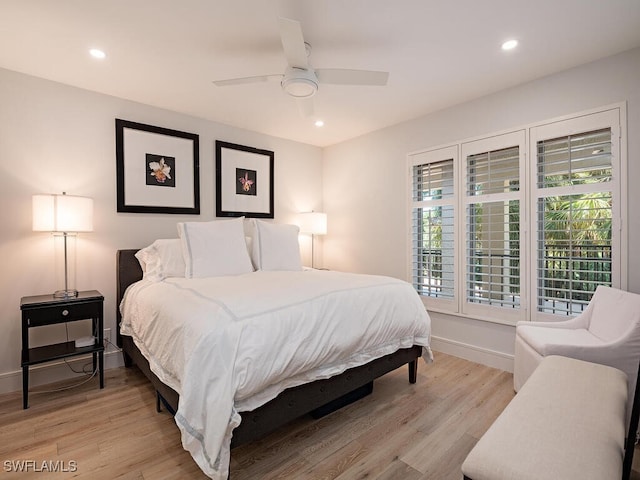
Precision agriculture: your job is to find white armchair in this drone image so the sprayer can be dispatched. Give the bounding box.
[514,285,640,424]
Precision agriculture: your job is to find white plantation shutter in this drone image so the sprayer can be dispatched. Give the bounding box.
[406,106,625,325]
[531,116,619,319]
[462,131,526,322]
[536,129,612,188]
[408,146,457,311]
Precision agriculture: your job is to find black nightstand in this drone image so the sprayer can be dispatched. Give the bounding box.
[20,290,104,409]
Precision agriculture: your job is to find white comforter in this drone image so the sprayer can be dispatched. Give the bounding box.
[120,269,432,479]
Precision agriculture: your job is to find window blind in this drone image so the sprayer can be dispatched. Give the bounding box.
[536,128,613,315]
[411,159,455,299]
[466,146,521,308]
[407,107,622,323]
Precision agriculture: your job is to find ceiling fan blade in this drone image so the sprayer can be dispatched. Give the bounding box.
[296,97,315,118]
[278,17,308,69]
[316,69,389,86]
[213,74,282,87]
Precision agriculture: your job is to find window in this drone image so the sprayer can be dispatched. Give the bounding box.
[530,109,622,321]
[408,106,625,324]
[408,146,457,310]
[462,131,525,322]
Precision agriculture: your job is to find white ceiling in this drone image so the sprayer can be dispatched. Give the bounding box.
[1,1,640,147]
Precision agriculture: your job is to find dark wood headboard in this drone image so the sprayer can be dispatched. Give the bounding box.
[116,249,142,348]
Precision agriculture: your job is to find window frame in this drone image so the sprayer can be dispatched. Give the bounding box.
[528,108,624,322]
[407,104,627,325]
[461,130,527,323]
[407,145,459,313]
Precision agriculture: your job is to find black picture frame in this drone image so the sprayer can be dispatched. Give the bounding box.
[216,140,274,218]
[116,119,200,214]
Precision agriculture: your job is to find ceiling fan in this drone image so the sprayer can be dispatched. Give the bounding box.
[212,17,389,117]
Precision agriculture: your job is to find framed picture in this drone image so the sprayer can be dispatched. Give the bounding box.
[216,140,274,218]
[115,119,200,214]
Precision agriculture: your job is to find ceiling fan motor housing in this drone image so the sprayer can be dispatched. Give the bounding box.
[281,66,318,97]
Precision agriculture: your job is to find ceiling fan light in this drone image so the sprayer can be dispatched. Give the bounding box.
[282,77,317,97]
[281,67,318,98]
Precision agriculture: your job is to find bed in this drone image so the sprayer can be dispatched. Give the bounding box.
[116,223,432,479]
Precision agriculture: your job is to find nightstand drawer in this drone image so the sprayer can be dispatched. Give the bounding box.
[24,301,101,327]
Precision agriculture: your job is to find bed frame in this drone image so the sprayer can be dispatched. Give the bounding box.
[116,249,423,448]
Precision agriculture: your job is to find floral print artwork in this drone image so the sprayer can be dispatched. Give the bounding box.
[145,154,176,188]
[236,168,257,196]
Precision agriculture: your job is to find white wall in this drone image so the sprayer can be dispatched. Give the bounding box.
[0,68,323,393]
[3,47,638,393]
[323,47,640,370]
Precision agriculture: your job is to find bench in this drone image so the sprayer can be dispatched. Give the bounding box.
[462,355,640,480]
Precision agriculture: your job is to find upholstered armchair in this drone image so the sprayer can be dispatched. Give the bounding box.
[514,285,640,423]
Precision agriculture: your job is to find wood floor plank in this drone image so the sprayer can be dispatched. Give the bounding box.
[400,363,509,472]
[1,352,638,479]
[417,433,478,480]
[297,439,369,480]
[375,459,423,480]
[332,391,436,479]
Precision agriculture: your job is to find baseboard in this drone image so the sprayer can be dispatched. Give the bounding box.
[431,335,514,373]
[0,349,124,396]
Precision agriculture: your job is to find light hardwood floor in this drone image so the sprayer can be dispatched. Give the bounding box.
[1,352,638,479]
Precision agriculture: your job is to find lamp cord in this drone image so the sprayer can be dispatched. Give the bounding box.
[28,329,123,395]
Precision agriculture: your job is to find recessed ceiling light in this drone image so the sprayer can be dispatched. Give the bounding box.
[89,48,106,59]
[501,39,518,51]
[314,120,324,127]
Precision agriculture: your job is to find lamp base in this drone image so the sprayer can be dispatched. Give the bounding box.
[54,289,79,299]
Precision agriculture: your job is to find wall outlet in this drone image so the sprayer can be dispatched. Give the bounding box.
[104,328,111,349]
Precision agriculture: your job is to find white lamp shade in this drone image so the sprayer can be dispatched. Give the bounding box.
[298,212,327,235]
[33,194,93,232]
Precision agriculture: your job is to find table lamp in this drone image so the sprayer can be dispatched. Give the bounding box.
[298,212,327,268]
[32,192,93,298]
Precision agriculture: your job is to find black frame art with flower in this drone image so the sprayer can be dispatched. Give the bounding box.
[215,140,274,218]
[115,119,200,214]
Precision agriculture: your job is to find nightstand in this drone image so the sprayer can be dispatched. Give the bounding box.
[20,290,104,409]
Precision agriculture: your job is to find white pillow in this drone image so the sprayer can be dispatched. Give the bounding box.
[135,239,185,281]
[177,218,254,277]
[253,220,302,271]
[243,218,259,268]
